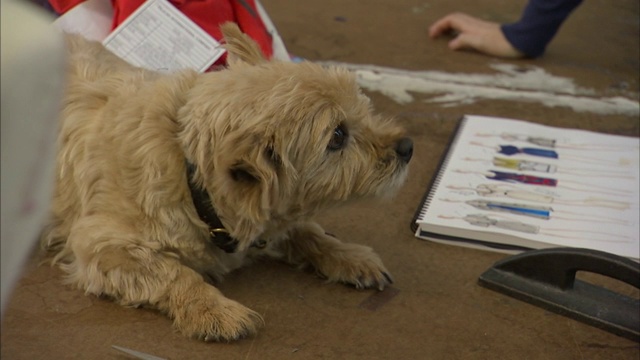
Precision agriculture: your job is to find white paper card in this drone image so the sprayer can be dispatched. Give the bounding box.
[102,0,225,73]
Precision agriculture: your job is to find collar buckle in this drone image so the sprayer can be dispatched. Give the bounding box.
[209,228,229,238]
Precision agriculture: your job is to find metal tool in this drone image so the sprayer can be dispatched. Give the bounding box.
[478,247,640,342]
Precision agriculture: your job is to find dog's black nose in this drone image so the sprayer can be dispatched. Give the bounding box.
[395,137,413,163]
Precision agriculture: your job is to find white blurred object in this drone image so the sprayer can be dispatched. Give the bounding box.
[1,0,66,316]
[52,0,113,41]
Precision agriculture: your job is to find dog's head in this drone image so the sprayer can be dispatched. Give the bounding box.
[179,23,412,250]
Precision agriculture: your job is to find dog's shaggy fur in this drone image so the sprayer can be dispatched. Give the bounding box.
[42,23,413,342]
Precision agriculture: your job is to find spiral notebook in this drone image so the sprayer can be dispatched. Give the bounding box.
[411,115,640,260]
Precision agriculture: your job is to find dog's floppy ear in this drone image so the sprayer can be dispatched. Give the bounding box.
[218,136,287,250]
[227,141,281,201]
[229,145,282,184]
[220,22,267,67]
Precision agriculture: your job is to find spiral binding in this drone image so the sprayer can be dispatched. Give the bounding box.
[411,117,468,229]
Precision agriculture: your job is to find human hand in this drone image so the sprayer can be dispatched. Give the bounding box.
[428,12,524,58]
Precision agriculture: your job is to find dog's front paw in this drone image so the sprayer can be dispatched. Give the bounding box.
[317,243,393,291]
[171,286,264,342]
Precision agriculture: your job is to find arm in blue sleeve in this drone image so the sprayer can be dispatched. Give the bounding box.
[501,0,583,58]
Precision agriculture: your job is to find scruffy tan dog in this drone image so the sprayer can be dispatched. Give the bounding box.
[42,23,413,342]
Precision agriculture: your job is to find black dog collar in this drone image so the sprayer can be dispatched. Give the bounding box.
[185,162,239,253]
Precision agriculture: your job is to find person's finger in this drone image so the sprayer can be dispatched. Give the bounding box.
[428,17,452,38]
[448,33,480,51]
[448,35,465,51]
[429,13,466,38]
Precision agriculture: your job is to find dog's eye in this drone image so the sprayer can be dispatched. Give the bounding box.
[327,125,348,151]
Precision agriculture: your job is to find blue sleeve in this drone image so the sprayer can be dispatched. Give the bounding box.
[500,0,583,58]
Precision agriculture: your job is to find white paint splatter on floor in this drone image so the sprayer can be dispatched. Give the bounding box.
[318,62,640,116]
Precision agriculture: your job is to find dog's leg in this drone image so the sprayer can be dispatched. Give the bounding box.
[279,222,393,290]
[65,215,262,342]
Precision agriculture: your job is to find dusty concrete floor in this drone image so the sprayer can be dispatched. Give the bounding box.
[2,0,639,359]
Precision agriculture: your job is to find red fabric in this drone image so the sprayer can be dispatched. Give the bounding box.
[48,0,274,67]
